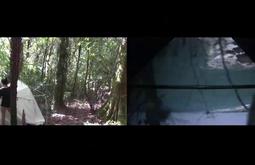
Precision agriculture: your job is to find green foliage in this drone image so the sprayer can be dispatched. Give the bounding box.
[0,38,10,78]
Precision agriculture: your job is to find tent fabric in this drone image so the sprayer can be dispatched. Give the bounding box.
[0,80,45,125]
[129,37,255,125]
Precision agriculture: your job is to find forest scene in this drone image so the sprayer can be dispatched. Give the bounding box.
[0,37,127,125]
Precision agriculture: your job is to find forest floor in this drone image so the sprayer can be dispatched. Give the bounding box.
[45,101,107,125]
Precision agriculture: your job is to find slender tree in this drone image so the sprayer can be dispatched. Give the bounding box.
[10,37,22,125]
[41,38,49,81]
[72,44,81,98]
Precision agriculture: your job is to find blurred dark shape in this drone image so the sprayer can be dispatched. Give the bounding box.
[128,37,172,79]
[233,47,244,54]
[236,54,253,64]
[233,38,255,62]
[225,50,235,54]
[248,95,255,125]
[144,98,170,125]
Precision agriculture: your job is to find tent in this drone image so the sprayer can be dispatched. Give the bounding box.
[0,80,45,125]
[128,37,255,125]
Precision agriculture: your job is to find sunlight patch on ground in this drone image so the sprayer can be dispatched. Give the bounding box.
[66,101,90,109]
[83,121,101,125]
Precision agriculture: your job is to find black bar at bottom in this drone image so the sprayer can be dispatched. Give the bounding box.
[129,84,255,90]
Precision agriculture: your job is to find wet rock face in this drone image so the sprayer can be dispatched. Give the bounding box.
[199,38,255,69]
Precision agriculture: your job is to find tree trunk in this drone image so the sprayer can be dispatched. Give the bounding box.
[117,54,127,124]
[10,37,22,125]
[41,38,49,81]
[98,39,127,124]
[72,45,81,98]
[54,37,69,111]
[46,39,54,84]
[84,49,90,97]
[35,43,43,64]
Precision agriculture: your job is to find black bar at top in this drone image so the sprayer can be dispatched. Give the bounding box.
[129,84,255,90]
